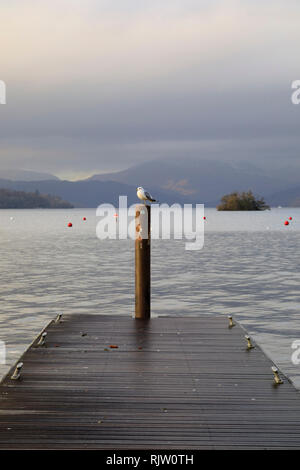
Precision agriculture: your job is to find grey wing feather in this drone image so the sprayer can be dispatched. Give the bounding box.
[145,191,156,202]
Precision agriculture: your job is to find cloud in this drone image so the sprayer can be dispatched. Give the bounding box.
[0,0,300,177]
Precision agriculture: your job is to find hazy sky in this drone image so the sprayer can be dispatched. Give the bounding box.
[1,0,300,179]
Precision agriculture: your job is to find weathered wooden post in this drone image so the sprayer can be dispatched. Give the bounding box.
[135,204,151,319]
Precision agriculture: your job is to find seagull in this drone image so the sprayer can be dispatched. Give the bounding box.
[136,186,158,203]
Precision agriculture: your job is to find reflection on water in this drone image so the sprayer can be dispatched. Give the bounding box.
[0,208,300,388]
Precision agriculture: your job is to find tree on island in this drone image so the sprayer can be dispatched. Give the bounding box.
[217,190,270,211]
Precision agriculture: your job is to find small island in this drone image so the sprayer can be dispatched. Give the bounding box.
[217,190,270,211]
[0,188,74,209]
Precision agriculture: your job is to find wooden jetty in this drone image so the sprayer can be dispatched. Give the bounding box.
[0,313,300,449]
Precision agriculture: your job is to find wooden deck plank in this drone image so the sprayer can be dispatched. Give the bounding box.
[0,314,300,449]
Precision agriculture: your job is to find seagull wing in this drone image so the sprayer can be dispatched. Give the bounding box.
[145,191,156,202]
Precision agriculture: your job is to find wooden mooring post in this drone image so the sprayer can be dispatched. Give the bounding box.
[135,204,151,319]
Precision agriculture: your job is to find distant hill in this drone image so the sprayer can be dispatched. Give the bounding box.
[267,186,300,207]
[0,188,73,209]
[88,158,289,204]
[0,169,59,181]
[1,158,300,207]
[0,179,186,207]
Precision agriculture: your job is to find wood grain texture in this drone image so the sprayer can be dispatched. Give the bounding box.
[0,314,300,449]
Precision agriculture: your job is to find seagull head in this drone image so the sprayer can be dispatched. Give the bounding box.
[136,186,142,191]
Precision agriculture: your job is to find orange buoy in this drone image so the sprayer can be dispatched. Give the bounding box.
[68,222,73,227]
[114,213,118,218]
[203,216,206,220]
[83,217,86,221]
[284,220,289,226]
[289,217,292,220]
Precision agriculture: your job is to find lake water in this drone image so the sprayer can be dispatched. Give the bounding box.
[0,207,300,389]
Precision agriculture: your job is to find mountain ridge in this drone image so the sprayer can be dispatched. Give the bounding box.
[87,158,291,203]
[1,158,300,207]
[0,169,59,182]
